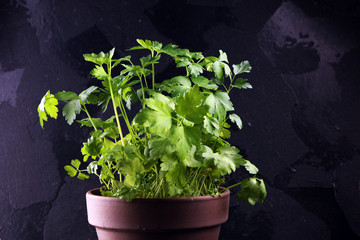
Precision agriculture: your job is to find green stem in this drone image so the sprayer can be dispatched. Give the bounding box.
[137,74,146,108]
[142,72,149,89]
[190,168,200,188]
[220,181,242,193]
[151,51,155,90]
[118,97,138,141]
[221,82,228,93]
[107,63,125,146]
[82,105,97,131]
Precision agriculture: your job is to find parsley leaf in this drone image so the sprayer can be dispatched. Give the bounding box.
[171,125,201,161]
[236,178,267,205]
[134,97,173,134]
[191,76,218,90]
[79,86,98,103]
[184,145,203,167]
[202,145,246,175]
[212,61,223,80]
[205,92,234,123]
[203,115,221,137]
[55,91,79,101]
[148,134,175,160]
[62,99,81,125]
[90,65,108,80]
[38,91,59,128]
[229,113,243,130]
[64,165,77,177]
[188,63,203,77]
[232,78,252,89]
[158,76,191,97]
[175,86,208,124]
[233,60,252,75]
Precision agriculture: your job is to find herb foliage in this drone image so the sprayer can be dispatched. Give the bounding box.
[38,39,266,205]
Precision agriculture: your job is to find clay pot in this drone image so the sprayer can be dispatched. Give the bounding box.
[86,188,230,240]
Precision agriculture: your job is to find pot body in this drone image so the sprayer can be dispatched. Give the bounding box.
[86,188,230,240]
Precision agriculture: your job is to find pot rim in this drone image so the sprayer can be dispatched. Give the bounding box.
[86,187,230,202]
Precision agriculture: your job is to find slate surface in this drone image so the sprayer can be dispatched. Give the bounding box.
[0,0,359,239]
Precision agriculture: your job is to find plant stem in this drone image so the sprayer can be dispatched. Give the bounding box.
[107,63,125,146]
[118,97,137,141]
[220,181,242,193]
[151,51,155,90]
[137,73,146,108]
[82,105,97,131]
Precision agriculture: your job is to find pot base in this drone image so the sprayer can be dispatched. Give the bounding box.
[95,225,221,240]
[87,188,230,240]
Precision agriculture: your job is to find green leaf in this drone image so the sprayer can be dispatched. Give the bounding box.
[212,61,223,80]
[136,39,152,49]
[140,54,161,68]
[171,76,192,88]
[79,86,98,103]
[233,60,252,75]
[160,154,187,188]
[203,115,221,137]
[220,124,231,139]
[236,178,267,205]
[108,48,115,59]
[188,63,203,77]
[38,110,47,129]
[87,161,98,174]
[151,92,175,110]
[171,125,201,161]
[152,41,163,52]
[191,76,218,90]
[232,78,252,89]
[175,85,208,124]
[205,92,234,123]
[161,43,187,57]
[189,51,204,60]
[219,50,228,63]
[38,91,59,128]
[202,145,246,175]
[244,160,259,174]
[90,65,108,80]
[62,100,81,125]
[82,131,104,159]
[110,145,144,186]
[121,64,151,77]
[223,63,232,77]
[112,56,131,68]
[160,154,178,171]
[184,145,203,167]
[98,92,111,112]
[44,92,58,118]
[83,52,107,65]
[55,91,79,102]
[64,165,77,177]
[176,57,191,68]
[229,113,243,130]
[77,117,116,129]
[134,98,173,134]
[130,39,163,53]
[77,172,89,180]
[71,159,81,169]
[203,56,218,71]
[148,134,175,160]
[159,76,192,97]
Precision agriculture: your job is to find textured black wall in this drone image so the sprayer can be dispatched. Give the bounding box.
[0,0,359,239]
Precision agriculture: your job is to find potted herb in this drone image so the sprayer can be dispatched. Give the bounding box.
[38,39,267,240]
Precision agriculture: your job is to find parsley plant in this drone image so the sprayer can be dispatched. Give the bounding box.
[38,39,266,205]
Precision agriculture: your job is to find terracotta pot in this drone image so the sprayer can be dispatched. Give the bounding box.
[86,188,230,240]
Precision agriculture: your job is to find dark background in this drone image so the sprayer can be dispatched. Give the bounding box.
[1,0,359,239]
